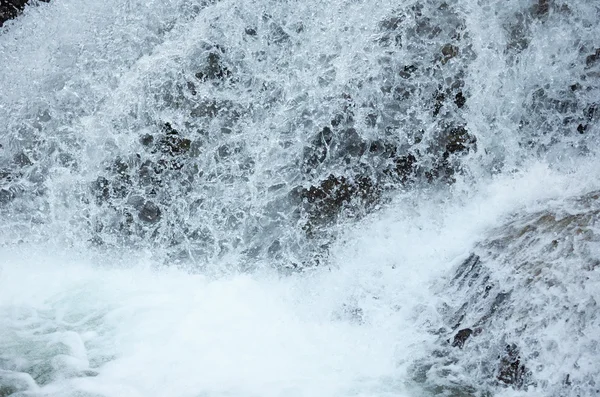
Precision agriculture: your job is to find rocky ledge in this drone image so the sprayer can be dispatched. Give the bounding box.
[412,190,600,396]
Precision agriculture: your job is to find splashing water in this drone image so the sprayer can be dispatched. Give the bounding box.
[0,0,599,396]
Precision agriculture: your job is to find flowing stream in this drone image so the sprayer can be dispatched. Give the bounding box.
[1,0,599,396]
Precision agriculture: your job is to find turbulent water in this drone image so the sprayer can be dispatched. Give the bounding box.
[1,0,599,396]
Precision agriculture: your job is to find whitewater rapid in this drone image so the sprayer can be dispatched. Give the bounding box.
[1,0,600,394]
[3,161,599,397]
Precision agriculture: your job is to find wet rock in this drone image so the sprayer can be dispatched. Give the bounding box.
[390,153,418,184]
[585,48,600,68]
[414,192,600,395]
[126,195,145,209]
[111,157,129,177]
[301,174,380,232]
[92,177,110,204]
[451,328,473,349]
[531,0,550,17]
[0,188,14,204]
[337,128,367,160]
[433,91,445,116]
[158,132,191,156]
[433,87,467,117]
[302,123,369,176]
[138,160,157,185]
[497,344,528,388]
[13,152,32,167]
[140,134,154,146]
[195,51,232,82]
[441,43,459,63]
[504,13,530,54]
[378,15,403,47]
[146,122,192,171]
[379,15,403,31]
[302,126,334,173]
[399,64,417,79]
[0,169,12,182]
[454,92,466,108]
[452,254,482,288]
[584,104,597,121]
[186,81,197,95]
[138,201,161,223]
[444,126,476,155]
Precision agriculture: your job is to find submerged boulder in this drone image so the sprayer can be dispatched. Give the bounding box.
[412,190,600,396]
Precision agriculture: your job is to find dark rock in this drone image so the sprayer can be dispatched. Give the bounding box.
[433,91,445,116]
[441,43,459,63]
[532,0,549,16]
[111,157,129,177]
[585,48,600,68]
[585,104,597,121]
[186,81,197,95]
[245,27,257,36]
[0,169,11,181]
[452,253,482,287]
[455,92,466,108]
[162,122,178,136]
[0,188,14,204]
[301,174,380,232]
[138,160,156,185]
[159,134,191,156]
[140,134,154,146]
[451,328,473,348]
[195,51,232,82]
[497,344,528,388]
[302,126,333,173]
[368,140,397,157]
[13,152,32,167]
[577,124,587,134]
[391,153,418,183]
[399,64,417,79]
[154,123,192,163]
[445,126,476,155]
[379,15,403,31]
[337,128,367,160]
[138,201,161,223]
[92,176,110,204]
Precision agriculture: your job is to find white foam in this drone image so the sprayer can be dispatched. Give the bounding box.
[2,158,599,396]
